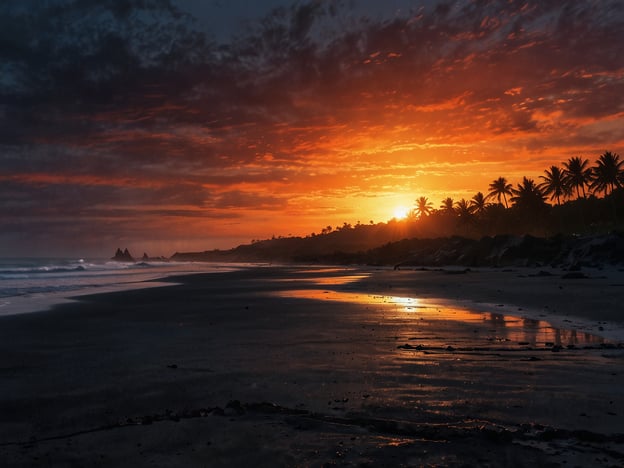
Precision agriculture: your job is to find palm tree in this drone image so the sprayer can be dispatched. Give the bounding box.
[590,151,623,196]
[469,192,488,216]
[510,177,546,210]
[440,197,454,213]
[539,165,569,205]
[455,198,472,218]
[563,156,592,199]
[486,177,513,208]
[414,196,433,218]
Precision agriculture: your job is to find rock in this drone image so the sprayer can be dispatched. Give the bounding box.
[397,343,424,350]
[562,271,588,279]
[139,252,169,262]
[225,400,245,415]
[111,248,135,262]
[536,270,553,277]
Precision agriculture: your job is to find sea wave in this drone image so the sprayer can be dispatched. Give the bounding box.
[0,260,165,279]
[0,265,86,276]
[0,284,90,299]
[0,258,243,312]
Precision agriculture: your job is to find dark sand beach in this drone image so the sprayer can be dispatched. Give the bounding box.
[1,266,623,467]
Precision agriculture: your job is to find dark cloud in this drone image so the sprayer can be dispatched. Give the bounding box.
[212,190,287,210]
[0,177,209,218]
[4,0,621,148]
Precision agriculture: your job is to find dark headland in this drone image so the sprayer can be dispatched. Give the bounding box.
[169,231,624,269]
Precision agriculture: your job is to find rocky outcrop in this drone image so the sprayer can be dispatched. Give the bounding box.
[563,232,624,266]
[141,252,168,262]
[110,249,172,263]
[112,248,135,262]
[393,232,624,268]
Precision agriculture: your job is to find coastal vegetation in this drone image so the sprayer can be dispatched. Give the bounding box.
[170,151,624,266]
[393,151,623,237]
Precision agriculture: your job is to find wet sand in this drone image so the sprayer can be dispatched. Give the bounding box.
[1,266,623,467]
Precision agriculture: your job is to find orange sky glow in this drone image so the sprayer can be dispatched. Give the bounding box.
[1,1,623,256]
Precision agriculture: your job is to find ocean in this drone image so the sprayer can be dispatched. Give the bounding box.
[0,257,242,316]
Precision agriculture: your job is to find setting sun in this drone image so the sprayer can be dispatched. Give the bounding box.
[393,206,411,220]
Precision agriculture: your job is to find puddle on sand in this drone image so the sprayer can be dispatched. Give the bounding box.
[274,289,608,348]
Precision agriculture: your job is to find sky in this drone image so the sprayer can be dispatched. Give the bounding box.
[1,0,623,257]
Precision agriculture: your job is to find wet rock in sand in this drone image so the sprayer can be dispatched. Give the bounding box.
[225,400,245,415]
[562,271,588,279]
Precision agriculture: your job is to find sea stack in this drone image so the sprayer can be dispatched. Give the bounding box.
[112,248,135,262]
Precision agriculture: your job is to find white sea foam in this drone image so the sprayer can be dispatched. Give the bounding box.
[0,258,244,316]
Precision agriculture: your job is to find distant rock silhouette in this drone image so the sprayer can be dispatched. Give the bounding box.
[112,248,135,262]
[140,252,168,262]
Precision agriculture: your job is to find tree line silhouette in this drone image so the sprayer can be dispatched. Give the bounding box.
[243,151,623,253]
[178,152,623,264]
[400,151,624,238]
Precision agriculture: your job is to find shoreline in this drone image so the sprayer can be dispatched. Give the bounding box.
[0,261,252,317]
[3,263,624,342]
[0,280,180,317]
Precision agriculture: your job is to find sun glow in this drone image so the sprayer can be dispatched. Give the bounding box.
[393,206,411,220]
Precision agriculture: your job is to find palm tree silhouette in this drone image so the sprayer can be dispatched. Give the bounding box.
[455,198,472,218]
[440,197,454,213]
[486,177,513,208]
[510,177,546,209]
[590,151,623,196]
[563,156,592,199]
[539,165,569,205]
[414,196,434,218]
[470,192,488,216]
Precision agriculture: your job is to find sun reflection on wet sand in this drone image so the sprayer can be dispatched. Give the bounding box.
[261,269,620,439]
[274,288,606,348]
[269,275,370,285]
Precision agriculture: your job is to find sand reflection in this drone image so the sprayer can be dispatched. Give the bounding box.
[275,289,606,348]
[271,270,369,286]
